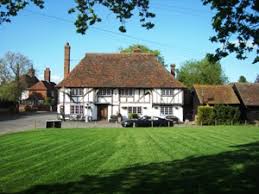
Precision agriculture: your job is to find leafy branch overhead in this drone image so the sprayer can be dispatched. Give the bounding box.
[0,0,155,34]
[202,0,259,63]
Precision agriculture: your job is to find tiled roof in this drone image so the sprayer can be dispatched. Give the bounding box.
[234,83,259,106]
[194,84,240,105]
[29,81,56,91]
[20,74,39,88]
[57,53,185,88]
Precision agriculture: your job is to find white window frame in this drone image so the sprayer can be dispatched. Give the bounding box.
[98,88,112,96]
[120,89,133,96]
[161,89,174,96]
[160,106,173,115]
[128,106,142,114]
[70,105,84,114]
[70,88,83,96]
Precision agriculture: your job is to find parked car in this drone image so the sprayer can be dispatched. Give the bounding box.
[165,115,180,124]
[121,116,174,127]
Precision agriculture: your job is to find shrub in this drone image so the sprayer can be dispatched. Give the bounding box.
[214,104,240,124]
[196,106,215,125]
[128,113,139,119]
[196,104,241,125]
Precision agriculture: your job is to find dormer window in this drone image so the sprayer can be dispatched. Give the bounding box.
[70,88,83,96]
[120,89,133,96]
[161,89,174,96]
[98,88,112,96]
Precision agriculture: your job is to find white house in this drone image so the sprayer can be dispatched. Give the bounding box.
[57,43,185,121]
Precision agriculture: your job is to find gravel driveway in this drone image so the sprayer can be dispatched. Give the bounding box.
[0,112,121,135]
[0,112,57,135]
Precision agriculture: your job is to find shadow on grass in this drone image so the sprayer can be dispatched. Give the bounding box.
[3,142,259,194]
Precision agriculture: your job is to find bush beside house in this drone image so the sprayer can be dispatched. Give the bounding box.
[196,105,240,125]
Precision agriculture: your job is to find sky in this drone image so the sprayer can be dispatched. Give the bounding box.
[0,0,258,83]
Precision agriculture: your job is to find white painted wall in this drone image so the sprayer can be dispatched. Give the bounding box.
[57,88,184,121]
[21,90,29,100]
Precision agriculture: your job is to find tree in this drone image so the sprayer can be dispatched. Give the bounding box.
[255,74,259,83]
[202,0,258,64]
[0,52,33,101]
[238,75,248,83]
[0,0,155,34]
[119,44,165,66]
[176,57,228,88]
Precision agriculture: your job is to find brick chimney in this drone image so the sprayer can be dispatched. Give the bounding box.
[44,67,51,82]
[28,68,35,77]
[170,64,176,78]
[64,42,70,79]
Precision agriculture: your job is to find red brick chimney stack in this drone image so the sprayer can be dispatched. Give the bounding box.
[64,42,70,79]
[44,67,51,82]
[171,64,176,79]
[28,68,35,78]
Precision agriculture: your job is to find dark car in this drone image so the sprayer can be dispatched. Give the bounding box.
[165,115,180,124]
[121,116,174,127]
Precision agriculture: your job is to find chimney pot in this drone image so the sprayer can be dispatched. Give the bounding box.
[44,67,51,82]
[64,42,71,79]
[171,64,176,78]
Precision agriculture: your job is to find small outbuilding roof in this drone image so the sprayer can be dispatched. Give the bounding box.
[193,84,240,105]
[234,83,259,106]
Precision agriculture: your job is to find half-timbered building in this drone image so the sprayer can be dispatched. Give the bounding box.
[56,43,185,121]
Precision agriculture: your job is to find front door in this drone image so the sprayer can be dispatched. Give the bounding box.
[97,105,108,120]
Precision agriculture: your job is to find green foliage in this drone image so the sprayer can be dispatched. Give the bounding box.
[119,44,165,66]
[128,113,139,119]
[176,57,228,88]
[0,82,19,102]
[43,97,52,106]
[0,52,33,102]
[214,105,240,125]
[202,0,258,63]
[0,0,155,34]
[196,106,215,125]
[197,104,241,125]
[238,75,248,83]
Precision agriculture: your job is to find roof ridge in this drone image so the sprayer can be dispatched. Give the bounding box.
[85,52,156,56]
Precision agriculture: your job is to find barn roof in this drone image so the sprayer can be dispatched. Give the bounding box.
[234,83,259,106]
[193,84,240,105]
[57,53,185,88]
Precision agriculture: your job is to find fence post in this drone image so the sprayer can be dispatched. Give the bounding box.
[133,122,135,128]
[34,120,36,129]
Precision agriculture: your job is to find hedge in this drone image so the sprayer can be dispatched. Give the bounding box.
[196,105,240,125]
[196,106,215,125]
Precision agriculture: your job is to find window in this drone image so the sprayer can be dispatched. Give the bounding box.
[161,89,174,96]
[128,107,142,114]
[70,105,84,114]
[120,89,133,96]
[98,88,112,96]
[70,88,83,96]
[161,106,173,115]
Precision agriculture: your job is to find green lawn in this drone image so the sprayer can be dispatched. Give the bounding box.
[0,126,259,194]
